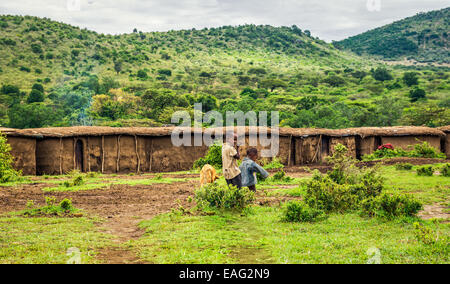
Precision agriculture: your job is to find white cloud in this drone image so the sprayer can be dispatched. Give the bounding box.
[0,0,448,41]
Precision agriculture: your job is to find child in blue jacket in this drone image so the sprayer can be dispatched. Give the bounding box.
[239,148,270,192]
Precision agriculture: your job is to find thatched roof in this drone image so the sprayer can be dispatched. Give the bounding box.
[439,126,450,133]
[0,126,445,138]
[349,126,445,138]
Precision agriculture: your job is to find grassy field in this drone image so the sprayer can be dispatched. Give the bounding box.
[0,163,448,264]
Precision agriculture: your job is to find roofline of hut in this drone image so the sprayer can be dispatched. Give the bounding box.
[0,126,447,139]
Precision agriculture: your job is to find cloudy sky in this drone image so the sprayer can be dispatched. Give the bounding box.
[0,0,448,41]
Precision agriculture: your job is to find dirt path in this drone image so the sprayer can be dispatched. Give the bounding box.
[418,204,450,222]
[0,180,198,264]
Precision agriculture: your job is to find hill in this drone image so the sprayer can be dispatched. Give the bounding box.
[334,7,450,64]
[0,15,449,130]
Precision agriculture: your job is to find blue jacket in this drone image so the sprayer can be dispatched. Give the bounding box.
[239,157,270,187]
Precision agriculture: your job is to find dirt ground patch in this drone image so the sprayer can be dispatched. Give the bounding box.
[419,204,450,221]
[0,180,197,240]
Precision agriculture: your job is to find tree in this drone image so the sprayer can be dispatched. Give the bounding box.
[323,74,346,87]
[409,88,426,102]
[31,83,44,93]
[30,43,43,54]
[371,67,393,82]
[114,60,123,74]
[260,79,287,92]
[403,72,419,87]
[8,103,59,129]
[137,69,148,79]
[27,89,45,103]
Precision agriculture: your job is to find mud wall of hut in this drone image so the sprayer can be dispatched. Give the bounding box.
[329,137,357,159]
[7,137,36,175]
[444,133,450,158]
[380,136,441,151]
[238,135,291,165]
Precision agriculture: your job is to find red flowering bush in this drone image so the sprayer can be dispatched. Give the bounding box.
[378,144,394,150]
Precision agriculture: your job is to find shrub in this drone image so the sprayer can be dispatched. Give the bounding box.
[193,143,222,169]
[441,164,450,177]
[371,67,393,81]
[263,157,284,170]
[414,223,438,245]
[303,144,384,213]
[0,132,21,183]
[409,88,426,102]
[20,66,31,72]
[158,69,172,76]
[417,166,434,177]
[27,89,44,103]
[22,197,79,217]
[395,163,414,171]
[31,43,43,54]
[194,183,254,211]
[362,141,445,161]
[282,201,327,223]
[411,141,445,159]
[304,174,359,213]
[361,193,423,219]
[137,70,148,79]
[268,169,293,183]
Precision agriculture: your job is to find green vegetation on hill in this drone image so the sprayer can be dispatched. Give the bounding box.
[334,7,450,63]
[0,15,449,129]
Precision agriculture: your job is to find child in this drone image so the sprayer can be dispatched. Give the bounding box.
[222,132,242,189]
[239,148,269,192]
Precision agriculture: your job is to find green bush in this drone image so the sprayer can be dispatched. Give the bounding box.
[303,144,384,213]
[194,183,254,211]
[363,142,445,161]
[361,193,423,219]
[0,132,21,183]
[269,170,293,182]
[411,141,445,159]
[395,163,414,171]
[417,166,434,176]
[263,157,285,170]
[22,197,79,217]
[282,201,327,223]
[193,143,222,169]
[441,164,450,177]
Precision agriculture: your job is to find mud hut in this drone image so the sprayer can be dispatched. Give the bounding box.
[439,126,450,158]
[350,126,446,158]
[0,128,37,175]
[279,128,359,165]
[11,127,209,175]
[2,126,447,176]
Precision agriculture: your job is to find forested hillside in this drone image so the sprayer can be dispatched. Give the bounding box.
[334,7,449,63]
[0,15,449,129]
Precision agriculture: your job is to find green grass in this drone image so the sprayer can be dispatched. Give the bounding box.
[0,217,113,264]
[381,165,450,205]
[128,207,449,264]
[0,164,448,264]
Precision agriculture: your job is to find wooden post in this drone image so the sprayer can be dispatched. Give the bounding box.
[59,137,63,175]
[73,138,76,171]
[134,135,141,174]
[313,135,322,163]
[87,137,91,172]
[287,135,293,167]
[101,136,105,174]
[116,135,121,173]
[149,139,154,172]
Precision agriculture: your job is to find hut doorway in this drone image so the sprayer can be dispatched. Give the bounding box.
[374,136,382,151]
[321,136,330,160]
[75,139,85,172]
